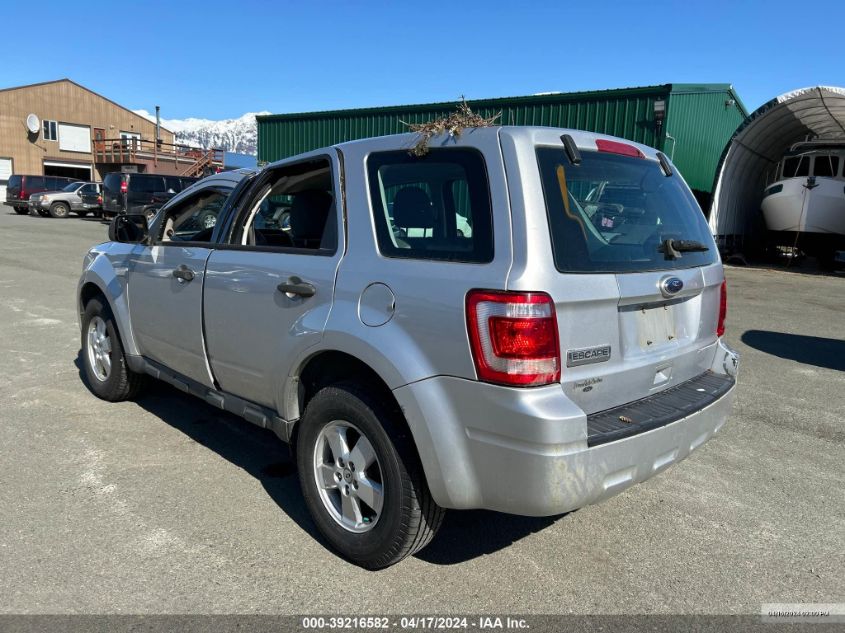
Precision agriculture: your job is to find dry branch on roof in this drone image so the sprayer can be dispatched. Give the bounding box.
[401,98,501,156]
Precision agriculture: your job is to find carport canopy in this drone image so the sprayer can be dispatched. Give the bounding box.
[709,86,845,250]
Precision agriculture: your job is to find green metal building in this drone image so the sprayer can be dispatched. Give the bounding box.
[257,83,747,201]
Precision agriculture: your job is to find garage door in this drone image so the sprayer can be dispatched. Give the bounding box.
[0,158,12,201]
[43,161,92,181]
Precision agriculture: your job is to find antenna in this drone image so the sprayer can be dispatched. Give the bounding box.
[26,113,40,134]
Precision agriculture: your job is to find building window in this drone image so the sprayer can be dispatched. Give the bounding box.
[43,120,58,141]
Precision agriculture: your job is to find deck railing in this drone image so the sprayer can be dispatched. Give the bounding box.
[93,138,225,176]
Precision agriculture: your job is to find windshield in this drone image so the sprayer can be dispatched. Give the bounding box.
[536,147,717,273]
[62,183,82,192]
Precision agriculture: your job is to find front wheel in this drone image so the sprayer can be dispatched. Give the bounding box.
[49,202,70,218]
[81,297,146,401]
[296,383,444,569]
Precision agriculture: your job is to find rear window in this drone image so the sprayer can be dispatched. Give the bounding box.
[537,147,717,273]
[129,176,165,193]
[7,175,21,189]
[366,149,493,263]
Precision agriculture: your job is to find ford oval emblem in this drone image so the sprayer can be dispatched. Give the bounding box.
[660,276,684,297]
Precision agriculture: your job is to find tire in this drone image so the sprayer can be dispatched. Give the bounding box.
[81,297,146,401]
[297,383,444,569]
[13,206,29,215]
[49,202,70,218]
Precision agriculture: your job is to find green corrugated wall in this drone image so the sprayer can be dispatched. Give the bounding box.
[257,84,747,194]
[664,86,748,192]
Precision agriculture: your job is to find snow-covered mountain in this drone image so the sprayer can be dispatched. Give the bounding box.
[133,109,270,156]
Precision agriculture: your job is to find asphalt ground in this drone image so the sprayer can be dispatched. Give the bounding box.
[0,206,842,614]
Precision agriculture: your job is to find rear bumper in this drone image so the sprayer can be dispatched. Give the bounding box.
[394,340,739,516]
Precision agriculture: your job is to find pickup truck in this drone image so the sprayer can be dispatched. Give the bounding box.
[78,127,739,568]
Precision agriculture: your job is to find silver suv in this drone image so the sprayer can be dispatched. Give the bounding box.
[29,181,102,218]
[77,127,739,568]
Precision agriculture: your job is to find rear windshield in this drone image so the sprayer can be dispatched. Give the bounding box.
[537,147,717,273]
[7,175,21,188]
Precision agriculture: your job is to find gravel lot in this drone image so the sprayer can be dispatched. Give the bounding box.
[0,206,842,614]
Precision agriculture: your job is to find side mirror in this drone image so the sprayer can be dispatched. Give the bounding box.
[109,214,149,244]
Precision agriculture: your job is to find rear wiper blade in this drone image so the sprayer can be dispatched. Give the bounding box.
[659,238,710,260]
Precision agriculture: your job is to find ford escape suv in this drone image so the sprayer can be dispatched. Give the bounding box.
[77,127,739,569]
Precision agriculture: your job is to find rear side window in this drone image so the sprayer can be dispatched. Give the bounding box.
[103,173,122,192]
[28,176,46,189]
[537,147,717,273]
[129,176,165,193]
[366,149,493,263]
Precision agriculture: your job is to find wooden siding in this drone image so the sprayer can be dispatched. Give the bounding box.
[0,80,174,181]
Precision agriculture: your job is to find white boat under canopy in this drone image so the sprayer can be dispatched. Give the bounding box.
[709,86,845,256]
[760,142,845,248]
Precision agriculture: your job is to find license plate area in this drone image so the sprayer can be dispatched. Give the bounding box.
[636,304,676,349]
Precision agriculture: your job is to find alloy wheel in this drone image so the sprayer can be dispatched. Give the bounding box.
[86,316,112,381]
[313,421,384,533]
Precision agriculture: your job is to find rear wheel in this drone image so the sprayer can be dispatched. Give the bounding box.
[49,202,70,218]
[81,297,146,401]
[296,383,444,569]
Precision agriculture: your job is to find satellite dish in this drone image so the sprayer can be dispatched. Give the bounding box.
[26,113,40,134]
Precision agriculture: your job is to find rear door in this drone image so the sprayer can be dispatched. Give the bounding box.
[127,184,232,386]
[203,153,342,409]
[507,129,723,414]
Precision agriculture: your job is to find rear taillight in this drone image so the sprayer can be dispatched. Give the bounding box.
[97,195,103,204]
[466,290,560,387]
[717,280,727,337]
[120,180,128,194]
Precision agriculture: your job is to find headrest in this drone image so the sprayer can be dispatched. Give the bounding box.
[289,190,333,240]
[393,186,434,229]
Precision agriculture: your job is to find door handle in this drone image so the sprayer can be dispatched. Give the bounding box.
[276,276,316,298]
[172,264,195,283]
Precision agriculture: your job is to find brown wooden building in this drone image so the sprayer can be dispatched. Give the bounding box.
[0,79,223,198]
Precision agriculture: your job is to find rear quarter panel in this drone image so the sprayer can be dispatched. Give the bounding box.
[319,130,514,389]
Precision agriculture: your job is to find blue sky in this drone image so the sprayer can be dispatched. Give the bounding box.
[4,0,843,120]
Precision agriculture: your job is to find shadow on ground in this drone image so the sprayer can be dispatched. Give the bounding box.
[74,352,561,566]
[741,330,845,371]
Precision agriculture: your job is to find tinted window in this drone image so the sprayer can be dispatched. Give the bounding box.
[79,184,97,194]
[128,176,165,193]
[782,156,810,178]
[7,175,21,189]
[159,189,230,243]
[812,155,839,178]
[367,149,493,263]
[537,147,717,273]
[103,173,123,192]
[164,176,182,192]
[28,177,46,189]
[62,182,81,192]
